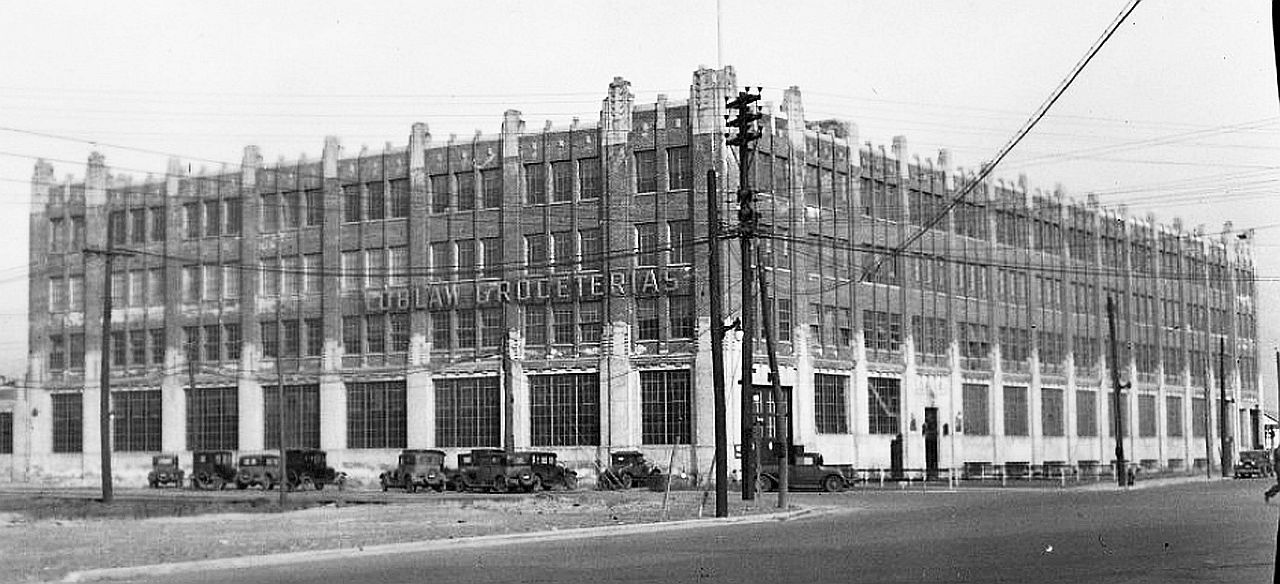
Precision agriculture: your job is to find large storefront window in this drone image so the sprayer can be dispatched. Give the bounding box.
[1076,390,1097,437]
[186,386,239,451]
[0,412,12,454]
[347,380,407,449]
[52,393,83,453]
[530,373,599,446]
[1003,386,1028,436]
[113,390,161,452]
[814,374,849,434]
[1166,396,1184,437]
[867,377,900,435]
[435,377,500,448]
[1138,394,1157,437]
[962,384,989,435]
[264,384,320,449]
[641,370,691,444]
[1041,388,1065,437]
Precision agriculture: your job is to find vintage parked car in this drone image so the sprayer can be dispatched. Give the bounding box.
[380,449,448,493]
[190,450,237,490]
[284,448,339,491]
[236,453,281,490]
[527,451,578,491]
[599,450,662,489]
[147,454,185,488]
[450,449,535,493]
[758,448,853,493]
[1235,449,1275,479]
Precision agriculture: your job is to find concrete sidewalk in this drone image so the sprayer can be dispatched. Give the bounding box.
[61,506,825,583]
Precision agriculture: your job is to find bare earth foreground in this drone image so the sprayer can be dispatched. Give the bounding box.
[0,489,775,583]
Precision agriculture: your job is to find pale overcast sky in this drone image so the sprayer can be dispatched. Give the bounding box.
[0,1,1276,394]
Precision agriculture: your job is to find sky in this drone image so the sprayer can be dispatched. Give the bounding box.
[0,1,1276,395]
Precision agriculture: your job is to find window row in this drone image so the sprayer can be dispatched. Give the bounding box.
[179,199,242,240]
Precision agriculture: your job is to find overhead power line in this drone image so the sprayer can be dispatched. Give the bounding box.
[863,0,1145,283]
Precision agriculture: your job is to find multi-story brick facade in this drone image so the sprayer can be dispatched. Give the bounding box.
[8,66,1262,485]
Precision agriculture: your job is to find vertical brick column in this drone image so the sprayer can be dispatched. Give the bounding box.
[318,137,346,453]
[81,153,108,472]
[688,65,732,468]
[24,160,56,476]
[406,122,434,447]
[600,77,636,449]
[235,150,264,452]
[500,110,529,449]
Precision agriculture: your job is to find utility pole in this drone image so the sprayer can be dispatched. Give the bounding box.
[503,317,517,454]
[187,346,197,451]
[1219,337,1232,478]
[754,247,788,509]
[727,88,762,500]
[707,169,728,518]
[1204,353,1213,479]
[1106,296,1130,488]
[85,217,132,504]
[275,298,286,507]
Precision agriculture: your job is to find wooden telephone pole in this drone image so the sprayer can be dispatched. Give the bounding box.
[707,169,729,517]
[85,216,133,503]
[1106,296,1129,487]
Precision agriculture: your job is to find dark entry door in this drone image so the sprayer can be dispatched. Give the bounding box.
[890,434,904,479]
[924,407,940,479]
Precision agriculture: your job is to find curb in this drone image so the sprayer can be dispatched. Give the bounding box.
[1074,474,1224,492]
[61,506,825,583]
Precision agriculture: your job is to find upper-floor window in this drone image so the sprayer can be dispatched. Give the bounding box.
[578,159,601,200]
[552,161,573,203]
[636,223,659,267]
[482,169,502,208]
[635,151,657,193]
[525,164,546,205]
[667,147,691,191]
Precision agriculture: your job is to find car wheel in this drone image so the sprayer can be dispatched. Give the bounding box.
[565,475,578,491]
[300,475,315,491]
[407,482,417,494]
[195,473,212,490]
[455,478,469,493]
[757,475,776,493]
[237,482,248,490]
[314,482,325,492]
[823,475,845,493]
[493,476,508,493]
[148,480,158,489]
[211,476,226,491]
[618,472,634,489]
[432,483,445,493]
[529,475,542,493]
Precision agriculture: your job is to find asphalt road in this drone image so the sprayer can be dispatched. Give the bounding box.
[95,479,1278,584]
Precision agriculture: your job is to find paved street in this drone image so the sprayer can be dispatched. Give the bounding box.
[87,478,1278,584]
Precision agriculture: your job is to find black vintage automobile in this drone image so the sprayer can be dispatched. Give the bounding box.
[758,448,853,493]
[599,450,661,489]
[191,450,237,490]
[527,451,578,491]
[381,449,448,493]
[450,449,535,493]
[284,448,339,491]
[1235,449,1275,479]
[147,454,185,488]
[236,453,281,490]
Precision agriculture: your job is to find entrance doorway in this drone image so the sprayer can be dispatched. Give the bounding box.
[924,407,939,479]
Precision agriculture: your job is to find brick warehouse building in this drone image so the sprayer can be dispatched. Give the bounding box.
[4,65,1263,485]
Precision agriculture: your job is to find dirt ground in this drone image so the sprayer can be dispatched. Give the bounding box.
[0,489,774,583]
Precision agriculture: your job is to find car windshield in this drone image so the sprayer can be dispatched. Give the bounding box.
[509,454,531,465]
[154,456,176,465]
[241,457,260,466]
